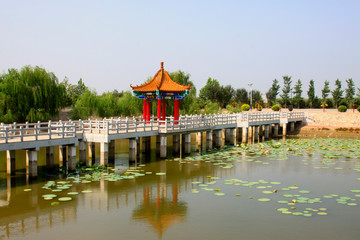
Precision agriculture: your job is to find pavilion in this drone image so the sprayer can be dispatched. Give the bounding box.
[130,62,192,124]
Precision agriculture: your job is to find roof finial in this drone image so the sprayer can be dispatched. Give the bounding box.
[161,62,164,69]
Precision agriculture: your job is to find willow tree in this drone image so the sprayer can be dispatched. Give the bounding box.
[0,65,66,123]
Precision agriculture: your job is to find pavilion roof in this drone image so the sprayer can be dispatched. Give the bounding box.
[130,62,192,93]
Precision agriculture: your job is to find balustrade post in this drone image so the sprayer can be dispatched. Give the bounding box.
[48,120,52,139]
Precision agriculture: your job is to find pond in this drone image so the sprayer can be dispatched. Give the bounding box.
[1,138,360,240]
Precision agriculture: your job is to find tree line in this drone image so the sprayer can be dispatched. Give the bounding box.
[1,65,359,123]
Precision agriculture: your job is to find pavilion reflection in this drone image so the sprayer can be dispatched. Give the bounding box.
[132,183,187,239]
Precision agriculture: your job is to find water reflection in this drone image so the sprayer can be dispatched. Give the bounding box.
[133,184,187,239]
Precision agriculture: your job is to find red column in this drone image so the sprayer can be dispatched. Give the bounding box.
[143,99,146,121]
[162,99,166,120]
[157,98,161,121]
[174,99,179,124]
[146,100,151,122]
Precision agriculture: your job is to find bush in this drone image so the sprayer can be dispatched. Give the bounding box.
[288,105,293,111]
[257,105,263,111]
[338,105,348,112]
[357,106,360,112]
[272,105,280,111]
[241,104,250,111]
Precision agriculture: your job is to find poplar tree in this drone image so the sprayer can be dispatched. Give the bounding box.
[307,80,315,108]
[266,79,280,106]
[280,76,292,107]
[292,79,303,108]
[345,78,355,107]
[332,79,343,108]
[321,80,330,103]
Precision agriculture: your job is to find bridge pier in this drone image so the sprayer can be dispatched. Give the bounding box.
[290,122,295,132]
[254,126,259,142]
[242,127,248,144]
[260,125,265,142]
[206,131,213,150]
[46,146,54,168]
[173,135,180,154]
[247,126,253,144]
[100,142,108,166]
[26,150,38,178]
[108,140,115,163]
[88,142,96,166]
[213,130,222,148]
[273,124,279,138]
[59,145,67,167]
[156,135,161,155]
[67,145,77,171]
[228,128,236,146]
[6,150,16,176]
[282,123,287,137]
[182,134,191,154]
[264,125,270,139]
[160,135,167,158]
[196,132,203,152]
[142,137,151,153]
[225,129,230,145]
[129,138,137,161]
[79,141,87,164]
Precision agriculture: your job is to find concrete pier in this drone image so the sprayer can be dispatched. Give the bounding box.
[88,142,95,166]
[160,135,167,158]
[79,141,87,164]
[142,136,151,153]
[206,131,213,150]
[290,122,295,132]
[228,128,236,145]
[26,150,38,178]
[173,135,180,154]
[129,138,137,161]
[59,145,67,167]
[108,140,115,162]
[213,130,222,148]
[6,150,16,176]
[67,145,77,171]
[100,142,108,166]
[242,127,248,144]
[183,134,191,154]
[196,132,203,152]
[282,123,287,137]
[46,146,54,168]
[274,124,279,137]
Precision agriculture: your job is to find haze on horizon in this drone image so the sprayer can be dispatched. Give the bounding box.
[1,0,359,96]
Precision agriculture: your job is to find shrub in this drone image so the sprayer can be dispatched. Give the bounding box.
[288,105,293,111]
[272,105,280,111]
[357,106,360,112]
[257,105,263,111]
[241,104,250,111]
[338,105,348,112]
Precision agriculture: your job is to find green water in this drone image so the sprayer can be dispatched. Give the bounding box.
[1,138,360,240]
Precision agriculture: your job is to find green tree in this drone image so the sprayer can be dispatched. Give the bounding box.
[61,78,88,106]
[169,70,197,114]
[70,90,98,119]
[307,80,315,108]
[252,90,262,104]
[280,76,292,107]
[0,65,66,123]
[345,78,355,108]
[266,79,280,106]
[332,79,343,108]
[292,79,303,108]
[218,85,235,108]
[235,88,248,104]
[199,77,221,104]
[321,80,330,103]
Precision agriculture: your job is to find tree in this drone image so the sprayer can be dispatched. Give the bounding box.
[307,80,315,108]
[199,77,222,104]
[345,78,355,107]
[61,78,88,107]
[252,90,262,104]
[235,88,248,104]
[280,76,292,107]
[292,79,303,108]
[266,79,280,106]
[332,79,343,108]
[169,70,197,114]
[218,85,235,108]
[321,80,330,103]
[0,65,66,123]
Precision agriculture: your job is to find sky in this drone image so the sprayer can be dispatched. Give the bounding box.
[1,0,359,97]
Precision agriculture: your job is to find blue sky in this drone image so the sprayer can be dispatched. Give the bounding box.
[1,0,359,97]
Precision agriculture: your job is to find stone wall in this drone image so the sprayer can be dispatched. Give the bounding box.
[305,112,360,128]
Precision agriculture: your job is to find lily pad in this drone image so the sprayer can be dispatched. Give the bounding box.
[58,197,72,202]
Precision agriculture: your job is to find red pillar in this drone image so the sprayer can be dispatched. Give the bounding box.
[157,98,161,123]
[143,99,146,121]
[146,100,151,122]
[162,99,166,120]
[174,99,179,124]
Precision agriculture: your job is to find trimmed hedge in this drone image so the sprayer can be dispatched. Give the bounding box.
[272,105,280,111]
[338,105,348,112]
[241,104,250,111]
